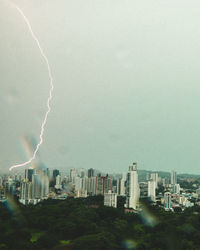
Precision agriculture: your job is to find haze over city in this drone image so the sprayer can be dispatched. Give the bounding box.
[1,0,200,174]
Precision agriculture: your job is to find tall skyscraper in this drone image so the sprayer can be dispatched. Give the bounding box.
[81,176,88,191]
[32,173,40,199]
[164,192,172,210]
[79,169,85,178]
[40,169,49,198]
[171,171,177,185]
[75,176,82,191]
[120,173,126,196]
[148,180,156,202]
[25,168,34,182]
[87,176,96,196]
[20,180,32,204]
[150,173,158,188]
[70,168,77,184]
[95,174,112,195]
[32,169,49,200]
[53,169,60,185]
[126,163,140,210]
[88,168,94,178]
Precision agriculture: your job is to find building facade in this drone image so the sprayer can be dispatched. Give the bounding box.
[126,163,140,210]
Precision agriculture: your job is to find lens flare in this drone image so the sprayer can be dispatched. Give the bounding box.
[6,2,54,171]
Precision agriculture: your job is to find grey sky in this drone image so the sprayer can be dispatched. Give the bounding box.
[1,0,200,174]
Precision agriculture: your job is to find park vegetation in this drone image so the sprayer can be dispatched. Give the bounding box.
[0,196,200,249]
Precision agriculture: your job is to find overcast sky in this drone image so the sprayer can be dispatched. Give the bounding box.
[1,0,200,174]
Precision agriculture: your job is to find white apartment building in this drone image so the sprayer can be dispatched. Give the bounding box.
[126,163,140,210]
[104,190,117,208]
[148,180,156,202]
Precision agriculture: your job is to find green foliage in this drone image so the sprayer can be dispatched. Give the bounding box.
[1,197,200,249]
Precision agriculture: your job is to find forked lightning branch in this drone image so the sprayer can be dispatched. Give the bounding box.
[6,2,54,171]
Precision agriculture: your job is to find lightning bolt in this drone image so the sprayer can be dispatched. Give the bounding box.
[7,2,54,171]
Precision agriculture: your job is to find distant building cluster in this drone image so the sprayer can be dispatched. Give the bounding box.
[0,163,200,211]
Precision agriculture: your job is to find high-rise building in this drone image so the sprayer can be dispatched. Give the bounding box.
[79,169,85,178]
[20,168,49,204]
[40,169,49,198]
[162,177,169,187]
[70,168,77,184]
[120,178,126,196]
[31,169,49,200]
[148,180,156,201]
[95,174,112,195]
[53,169,60,185]
[171,171,177,185]
[150,173,158,188]
[32,174,40,199]
[88,168,94,178]
[5,178,16,196]
[87,177,96,196]
[20,180,32,204]
[55,175,62,189]
[25,168,34,182]
[95,174,104,195]
[104,191,117,208]
[164,192,172,210]
[81,176,88,191]
[75,176,82,191]
[126,163,140,210]
[173,183,180,194]
[112,179,119,194]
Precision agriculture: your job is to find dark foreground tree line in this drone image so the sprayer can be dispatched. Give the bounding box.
[0,196,200,250]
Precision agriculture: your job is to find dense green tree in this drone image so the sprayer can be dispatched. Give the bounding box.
[1,197,200,249]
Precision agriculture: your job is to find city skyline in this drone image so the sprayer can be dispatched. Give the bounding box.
[1,163,198,212]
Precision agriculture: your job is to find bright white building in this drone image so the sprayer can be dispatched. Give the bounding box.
[104,190,117,208]
[55,175,62,189]
[148,180,156,201]
[126,163,140,210]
